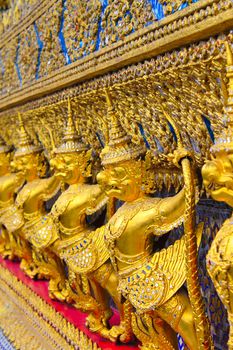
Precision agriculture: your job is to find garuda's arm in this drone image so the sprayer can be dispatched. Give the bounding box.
[85,184,108,215]
[145,188,185,236]
[42,176,61,201]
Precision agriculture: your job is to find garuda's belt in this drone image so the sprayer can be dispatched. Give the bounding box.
[23,214,59,249]
[57,226,109,274]
[0,205,24,233]
[118,237,186,312]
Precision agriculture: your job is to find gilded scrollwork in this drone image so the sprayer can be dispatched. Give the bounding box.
[63,0,102,61]
[37,0,65,78]
[0,0,232,102]
[100,0,157,48]
[1,39,19,94]
[0,0,38,35]
[159,0,193,16]
[18,25,38,84]
[0,47,227,187]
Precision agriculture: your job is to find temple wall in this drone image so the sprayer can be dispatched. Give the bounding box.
[0,1,233,349]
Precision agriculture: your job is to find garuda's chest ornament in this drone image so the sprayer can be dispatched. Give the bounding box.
[19,178,61,246]
[51,184,109,275]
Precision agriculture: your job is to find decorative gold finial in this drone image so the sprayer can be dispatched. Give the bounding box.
[54,98,89,154]
[63,97,76,141]
[18,112,32,146]
[0,135,11,154]
[211,42,233,154]
[100,89,146,165]
[14,113,42,157]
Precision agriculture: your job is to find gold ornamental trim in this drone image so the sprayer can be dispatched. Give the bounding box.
[0,30,231,119]
[0,31,231,173]
[0,0,57,48]
[0,0,232,111]
[0,264,101,350]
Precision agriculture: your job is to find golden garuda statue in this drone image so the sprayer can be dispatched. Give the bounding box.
[0,113,46,274]
[202,42,233,350]
[0,136,15,258]
[28,98,133,342]
[11,113,68,300]
[96,89,212,350]
[6,113,60,280]
[0,92,215,349]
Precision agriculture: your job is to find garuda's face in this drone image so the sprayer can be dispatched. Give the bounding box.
[202,151,233,207]
[97,161,142,202]
[11,153,39,179]
[50,153,82,184]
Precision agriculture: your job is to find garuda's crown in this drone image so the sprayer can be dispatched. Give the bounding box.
[0,135,11,154]
[211,42,233,154]
[100,89,146,165]
[55,98,89,154]
[14,113,42,157]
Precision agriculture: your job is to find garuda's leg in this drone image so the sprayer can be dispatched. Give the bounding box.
[132,311,179,350]
[91,262,133,343]
[85,278,113,338]
[0,226,12,259]
[35,249,67,301]
[14,232,37,278]
[156,288,198,350]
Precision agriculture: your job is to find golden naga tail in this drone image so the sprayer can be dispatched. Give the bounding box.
[162,108,213,350]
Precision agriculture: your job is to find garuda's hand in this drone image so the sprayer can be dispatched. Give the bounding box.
[168,147,194,168]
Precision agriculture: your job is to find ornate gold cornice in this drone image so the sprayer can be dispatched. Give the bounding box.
[0,31,230,116]
[0,263,101,350]
[0,30,229,175]
[0,0,232,112]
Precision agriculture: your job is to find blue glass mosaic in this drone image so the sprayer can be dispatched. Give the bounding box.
[15,35,22,87]
[0,329,15,350]
[59,0,71,64]
[34,22,44,80]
